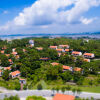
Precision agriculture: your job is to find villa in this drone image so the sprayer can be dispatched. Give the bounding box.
[72,51,82,56]
[83,53,95,58]
[49,46,57,50]
[10,70,21,78]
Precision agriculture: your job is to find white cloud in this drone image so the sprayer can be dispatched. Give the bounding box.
[3,10,9,14]
[0,0,100,34]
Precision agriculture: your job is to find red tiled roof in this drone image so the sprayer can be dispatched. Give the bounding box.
[12,52,17,55]
[10,70,20,76]
[83,53,94,56]
[51,62,59,66]
[53,94,75,100]
[0,70,2,72]
[63,65,70,70]
[74,67,81,71]
[1,50,4,54]
[8,59,12,62]
[59,45,69,47]
[84,59,90,62]
[4,67,11,70]
[5,54,10,57]
[65,49,70,52]
[36,47,43,50]
[56,49,63,52]
[50,46,57,48]
[72,51,81,54]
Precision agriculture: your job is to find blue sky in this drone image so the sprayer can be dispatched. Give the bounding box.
[0,0,100,34]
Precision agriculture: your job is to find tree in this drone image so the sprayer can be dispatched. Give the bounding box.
[89,80,93,87]
[61,87,66,94]
[37,84,43,90]
[2,70,9,81]
[76,88,82,96]
[4,95,20,100]
[56,86,60,93]
[72,88,76,96]
[66,85,71,94]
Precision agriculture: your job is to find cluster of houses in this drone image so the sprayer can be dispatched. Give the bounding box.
[0,41,95,79]
[51,62,82,72]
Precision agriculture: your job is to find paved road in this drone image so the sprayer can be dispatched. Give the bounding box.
[0,90,100,100]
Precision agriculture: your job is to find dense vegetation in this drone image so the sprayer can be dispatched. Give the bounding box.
[0,38,100,91]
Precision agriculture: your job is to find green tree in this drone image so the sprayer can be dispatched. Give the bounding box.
[37,84,43,90]
[2,70,9,81]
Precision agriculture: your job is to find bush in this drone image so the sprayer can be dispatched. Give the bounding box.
[26,95,46,100]
[4,95,20,100]
[37,84,43,90]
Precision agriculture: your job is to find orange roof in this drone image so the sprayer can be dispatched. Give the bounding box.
[74,67,81,71]
[56,49,63,52]
[23,49,26,52]
[59,45,69,47]
[5,54,10,57]
[51,62,59,66]
[53,94,75,100]
[65,49,70,52]
[4,67,11,70]
[72,51,81,54]
[15,55,20,59]
[12,52,17,55]
[10,70,20,76]
[63,65,70,70]
[36,47,43,50]
[8,59,12,62]
[84,59,90,62]
[0,70,2,72]
[84,53,94,56]
[1,50,4,54]
[50,46,57,48]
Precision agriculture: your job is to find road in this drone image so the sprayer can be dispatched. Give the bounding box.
[0,89,100,100]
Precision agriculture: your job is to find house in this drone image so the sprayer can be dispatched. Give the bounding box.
[10,70,21,78]
[12,48,16,52]
[49,46,57,50]
[36,47,43,51]
[12,52,18,56]
[2,46,7,50]
[1,50,4,54]
[84,59,90,62]
[65,49,70,52]
[40,57,50,61]
[59,45,69,49]
[5,54,10,57]
[4,67,11,71]
[56,49,64,53]
[0,70,3,76]
[83,53,95,58]
[62,65,71,71]
[8,59,13,64]
[74,67,82,72]
[53,94,75,100]
[23,49,26,52]
[51,62,59,66]
[15,55,20,59]
[58,53,62,57]
[72,51,82,56]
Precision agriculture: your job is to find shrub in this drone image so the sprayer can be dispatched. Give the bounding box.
[26,96,46,100]
[37,84,42,90]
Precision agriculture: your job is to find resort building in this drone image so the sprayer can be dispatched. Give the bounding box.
[72,51,82,56]
[10,70,21,78]
[49,46,57,50]
[83,53,95,58]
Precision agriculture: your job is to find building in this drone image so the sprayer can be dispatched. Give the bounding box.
[19,79,26,90]
[10,70,21,78]
[53,94,75,100]
[59,45,69,49]
[65,49,70,52]
[12,52,18,56]
[4,67,11,71]
[12,48,16,52]
[29,40,34,47]
[36,47,43,51]
[0,70,2,76]
[8,59,13,64]
[62,65,71,71]
[50,46,57,50]
[56,49,64,53]
[51,62,59,66]
[74,67,82,72]
[84,59,90,62]
[83,53,95,58]
[40,57,50,61]
[72,51,82,56]
[1,50,4,54]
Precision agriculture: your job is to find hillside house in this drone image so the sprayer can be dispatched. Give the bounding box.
[0,70,3,76]
[53,94,75,100]
[49,46,57,50]
[4,67,11,71]
[56,49,64,53]
[62,65,71,71]
[72,51,82,56]
[36,47,43,51]
[51,62,59,66]
[73,67,82,72]
[59,45,69,49]
[84,59,90,62]
[10,70,21,78]
[83,53,95,58]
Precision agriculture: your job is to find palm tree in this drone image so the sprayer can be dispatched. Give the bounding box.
[66,85,71,94]
[61,87,66,94]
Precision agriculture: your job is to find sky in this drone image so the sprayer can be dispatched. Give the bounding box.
[0,0,100,35]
